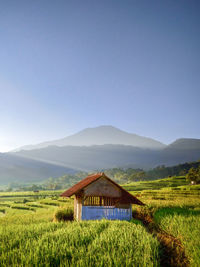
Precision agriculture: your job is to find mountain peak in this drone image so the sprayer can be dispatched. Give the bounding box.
[81,125,125,133]
[13,125,166,152]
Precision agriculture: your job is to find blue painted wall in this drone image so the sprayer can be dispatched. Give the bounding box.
[81,206,132,221]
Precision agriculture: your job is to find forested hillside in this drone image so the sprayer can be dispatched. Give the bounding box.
[5,160,200,192]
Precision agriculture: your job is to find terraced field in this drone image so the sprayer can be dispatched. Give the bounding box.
[0,176,200,266]
[0,201,160,266]
[154,206,200,267]
[127,176,200,266]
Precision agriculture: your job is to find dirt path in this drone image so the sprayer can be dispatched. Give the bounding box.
[133,209,190,267]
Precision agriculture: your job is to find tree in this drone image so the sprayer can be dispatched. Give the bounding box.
[186,167,200,184]
[129,171,146,182]
[179,169,187,176]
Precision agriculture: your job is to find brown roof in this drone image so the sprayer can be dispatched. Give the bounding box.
[61,172,144,205]
[60,173,103,197]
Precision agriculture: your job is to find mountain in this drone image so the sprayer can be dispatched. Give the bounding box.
[165,138,200,150]
[12,145,156,171]
[13,126,166,151]
[0,153,76,185]
[157,138,200,166]
[3,129,200,185]
[11,138,200,172]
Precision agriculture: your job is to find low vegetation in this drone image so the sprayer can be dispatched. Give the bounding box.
[0,174,200,266]
[0,208,160,266]
[54,208,74,222]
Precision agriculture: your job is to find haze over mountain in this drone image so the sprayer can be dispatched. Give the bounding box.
[1,126,200,185]
[12,139,200,173]
[0,153,75,184]
[13,126,166,152]
[165,138,200,150]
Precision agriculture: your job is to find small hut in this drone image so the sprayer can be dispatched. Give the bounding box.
[61,172,144,221]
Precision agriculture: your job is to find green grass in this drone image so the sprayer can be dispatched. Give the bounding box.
[0,191,160,266]
[0,208,5,214]
[0,205,160,266]
[154,206,200,267]
[130,176,200,267]
[127,176,200,266]
[0,176,200,266]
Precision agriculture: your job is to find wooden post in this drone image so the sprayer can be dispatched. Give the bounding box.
[74,196,77,220]
[100,196,102,206]
[130,204,132,220]
[76,196,82,221]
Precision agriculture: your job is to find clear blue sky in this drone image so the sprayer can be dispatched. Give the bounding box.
[0,0,200,151]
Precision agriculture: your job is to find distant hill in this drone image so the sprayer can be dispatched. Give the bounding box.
[12,144,157,171]
[13,125,166,151]
[2,127,200,185]
[145,160,200,180]
[0,153,76,185]
[165,138,200,150]
[11,139,200,171]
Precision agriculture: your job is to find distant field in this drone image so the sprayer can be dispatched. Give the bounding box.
[122,175,188,191]
[123,176,200,202]
[0,176,200,266]
[0,190,63,198]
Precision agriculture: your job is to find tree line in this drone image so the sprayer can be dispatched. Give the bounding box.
[3,160,200,191]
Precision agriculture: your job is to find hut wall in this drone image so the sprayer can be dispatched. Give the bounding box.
[115,203,130,209]
[83,196,122,206]
[74,177,134,221]
[83,177,121,198]
[81,204,132,221]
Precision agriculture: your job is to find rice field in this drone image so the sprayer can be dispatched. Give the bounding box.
[154,206,200,267]
[0,176,200,266]
[0,203,160,267]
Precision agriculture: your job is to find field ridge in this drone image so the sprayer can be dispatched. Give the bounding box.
[133,208,189,267]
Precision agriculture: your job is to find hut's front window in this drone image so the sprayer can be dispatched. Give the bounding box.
[83,196,119,206]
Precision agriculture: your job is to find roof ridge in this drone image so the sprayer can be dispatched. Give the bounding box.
[87,172,103,177]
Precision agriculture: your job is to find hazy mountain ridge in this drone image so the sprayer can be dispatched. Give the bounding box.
[1,126,200,185]
[0,153,75,184]
[13,126,166,151]
[165,138,200,150]
[12,140,200,172]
